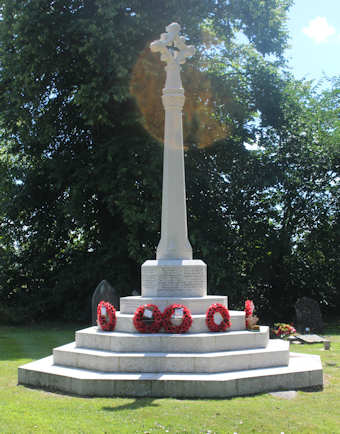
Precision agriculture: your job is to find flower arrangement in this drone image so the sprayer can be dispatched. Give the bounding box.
[97,301,117,331]
[162,303,192,334]
[272,323,296,338]
[244,299,259,331]
[133,304,163,333]
[206,303,231,332]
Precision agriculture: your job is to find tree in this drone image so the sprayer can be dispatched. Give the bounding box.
[238,78,340,320]
[0,0,299,322]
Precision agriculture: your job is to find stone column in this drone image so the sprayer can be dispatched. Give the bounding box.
[141,23,207,298]
[150,23,194,260]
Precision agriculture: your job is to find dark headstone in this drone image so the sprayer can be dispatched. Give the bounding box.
[92,280,119,326]
[294,297,323,333]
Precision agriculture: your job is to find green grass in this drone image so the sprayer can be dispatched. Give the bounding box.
[0,322,340,433]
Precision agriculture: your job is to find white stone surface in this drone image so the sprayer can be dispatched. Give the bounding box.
[141,259,207,297]
[18,352,323,398]
[115,310,245,333]
[53,339,289,373]
[120,295,229,314]
[150,23,195,260]
[75,326,269,353]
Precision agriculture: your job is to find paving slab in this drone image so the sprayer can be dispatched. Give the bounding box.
[269,390,298,399]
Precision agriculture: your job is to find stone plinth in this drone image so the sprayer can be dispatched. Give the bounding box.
[141,260,207,297]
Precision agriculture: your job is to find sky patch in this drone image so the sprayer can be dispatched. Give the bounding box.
[302,16,336,44]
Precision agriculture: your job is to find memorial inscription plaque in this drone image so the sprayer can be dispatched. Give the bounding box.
[141,260,207,297]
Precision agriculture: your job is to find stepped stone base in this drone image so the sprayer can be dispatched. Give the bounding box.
[18,288,323,398]
[18,352,322,398]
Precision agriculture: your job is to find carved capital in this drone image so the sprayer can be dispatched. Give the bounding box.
[162,93,185,110]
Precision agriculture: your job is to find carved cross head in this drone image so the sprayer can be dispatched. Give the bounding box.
[150,23,195,66]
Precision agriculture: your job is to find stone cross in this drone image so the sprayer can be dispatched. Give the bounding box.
[150,23,195,260]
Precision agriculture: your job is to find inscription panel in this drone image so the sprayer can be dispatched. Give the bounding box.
[142,260,207,297]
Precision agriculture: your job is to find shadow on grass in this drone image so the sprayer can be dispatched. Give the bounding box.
[102,397,160,412]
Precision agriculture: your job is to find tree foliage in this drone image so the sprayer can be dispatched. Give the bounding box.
[0,0,338,324]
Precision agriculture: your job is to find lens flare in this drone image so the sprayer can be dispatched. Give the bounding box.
[130,46,230,149]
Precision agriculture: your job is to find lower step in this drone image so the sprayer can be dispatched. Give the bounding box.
[53,339,289,373]
[18,352,323,398]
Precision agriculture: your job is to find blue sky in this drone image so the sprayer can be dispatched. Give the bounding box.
[286,0,340,82]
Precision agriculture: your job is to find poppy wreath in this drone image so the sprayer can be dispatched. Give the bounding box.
[206,303,231,332]
[245,299,254,318]
[244,299,254,327]
[97,300,117,331]
[133,304,163,333]
[162,304,192,334]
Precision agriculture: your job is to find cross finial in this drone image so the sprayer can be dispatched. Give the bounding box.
[150,23,195,66]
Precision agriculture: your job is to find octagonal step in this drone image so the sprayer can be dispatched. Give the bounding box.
[119,295,228,315]
[18,352,323,398]
[53,339,289,374]
[76,326,269,353]
[114,310,245,333]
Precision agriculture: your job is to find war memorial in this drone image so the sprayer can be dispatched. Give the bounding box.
[18,23,323,398]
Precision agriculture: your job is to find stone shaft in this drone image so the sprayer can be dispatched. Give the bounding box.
[150,24,194,260]
[157,86,192,260]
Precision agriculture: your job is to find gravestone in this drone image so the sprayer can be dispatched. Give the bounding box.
[91,280,119,325]
[295,297,323,333]
[294,334,328,344]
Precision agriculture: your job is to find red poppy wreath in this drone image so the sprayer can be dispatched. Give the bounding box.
[133,304,163,333]
[244,299,254,318]
[244,299,254,327]
[97,300,117,331]
[206,303,231,332]
[162,304,192,334]
[244,299,260,330]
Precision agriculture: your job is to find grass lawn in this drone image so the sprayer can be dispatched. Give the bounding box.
[0,321,339,433]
